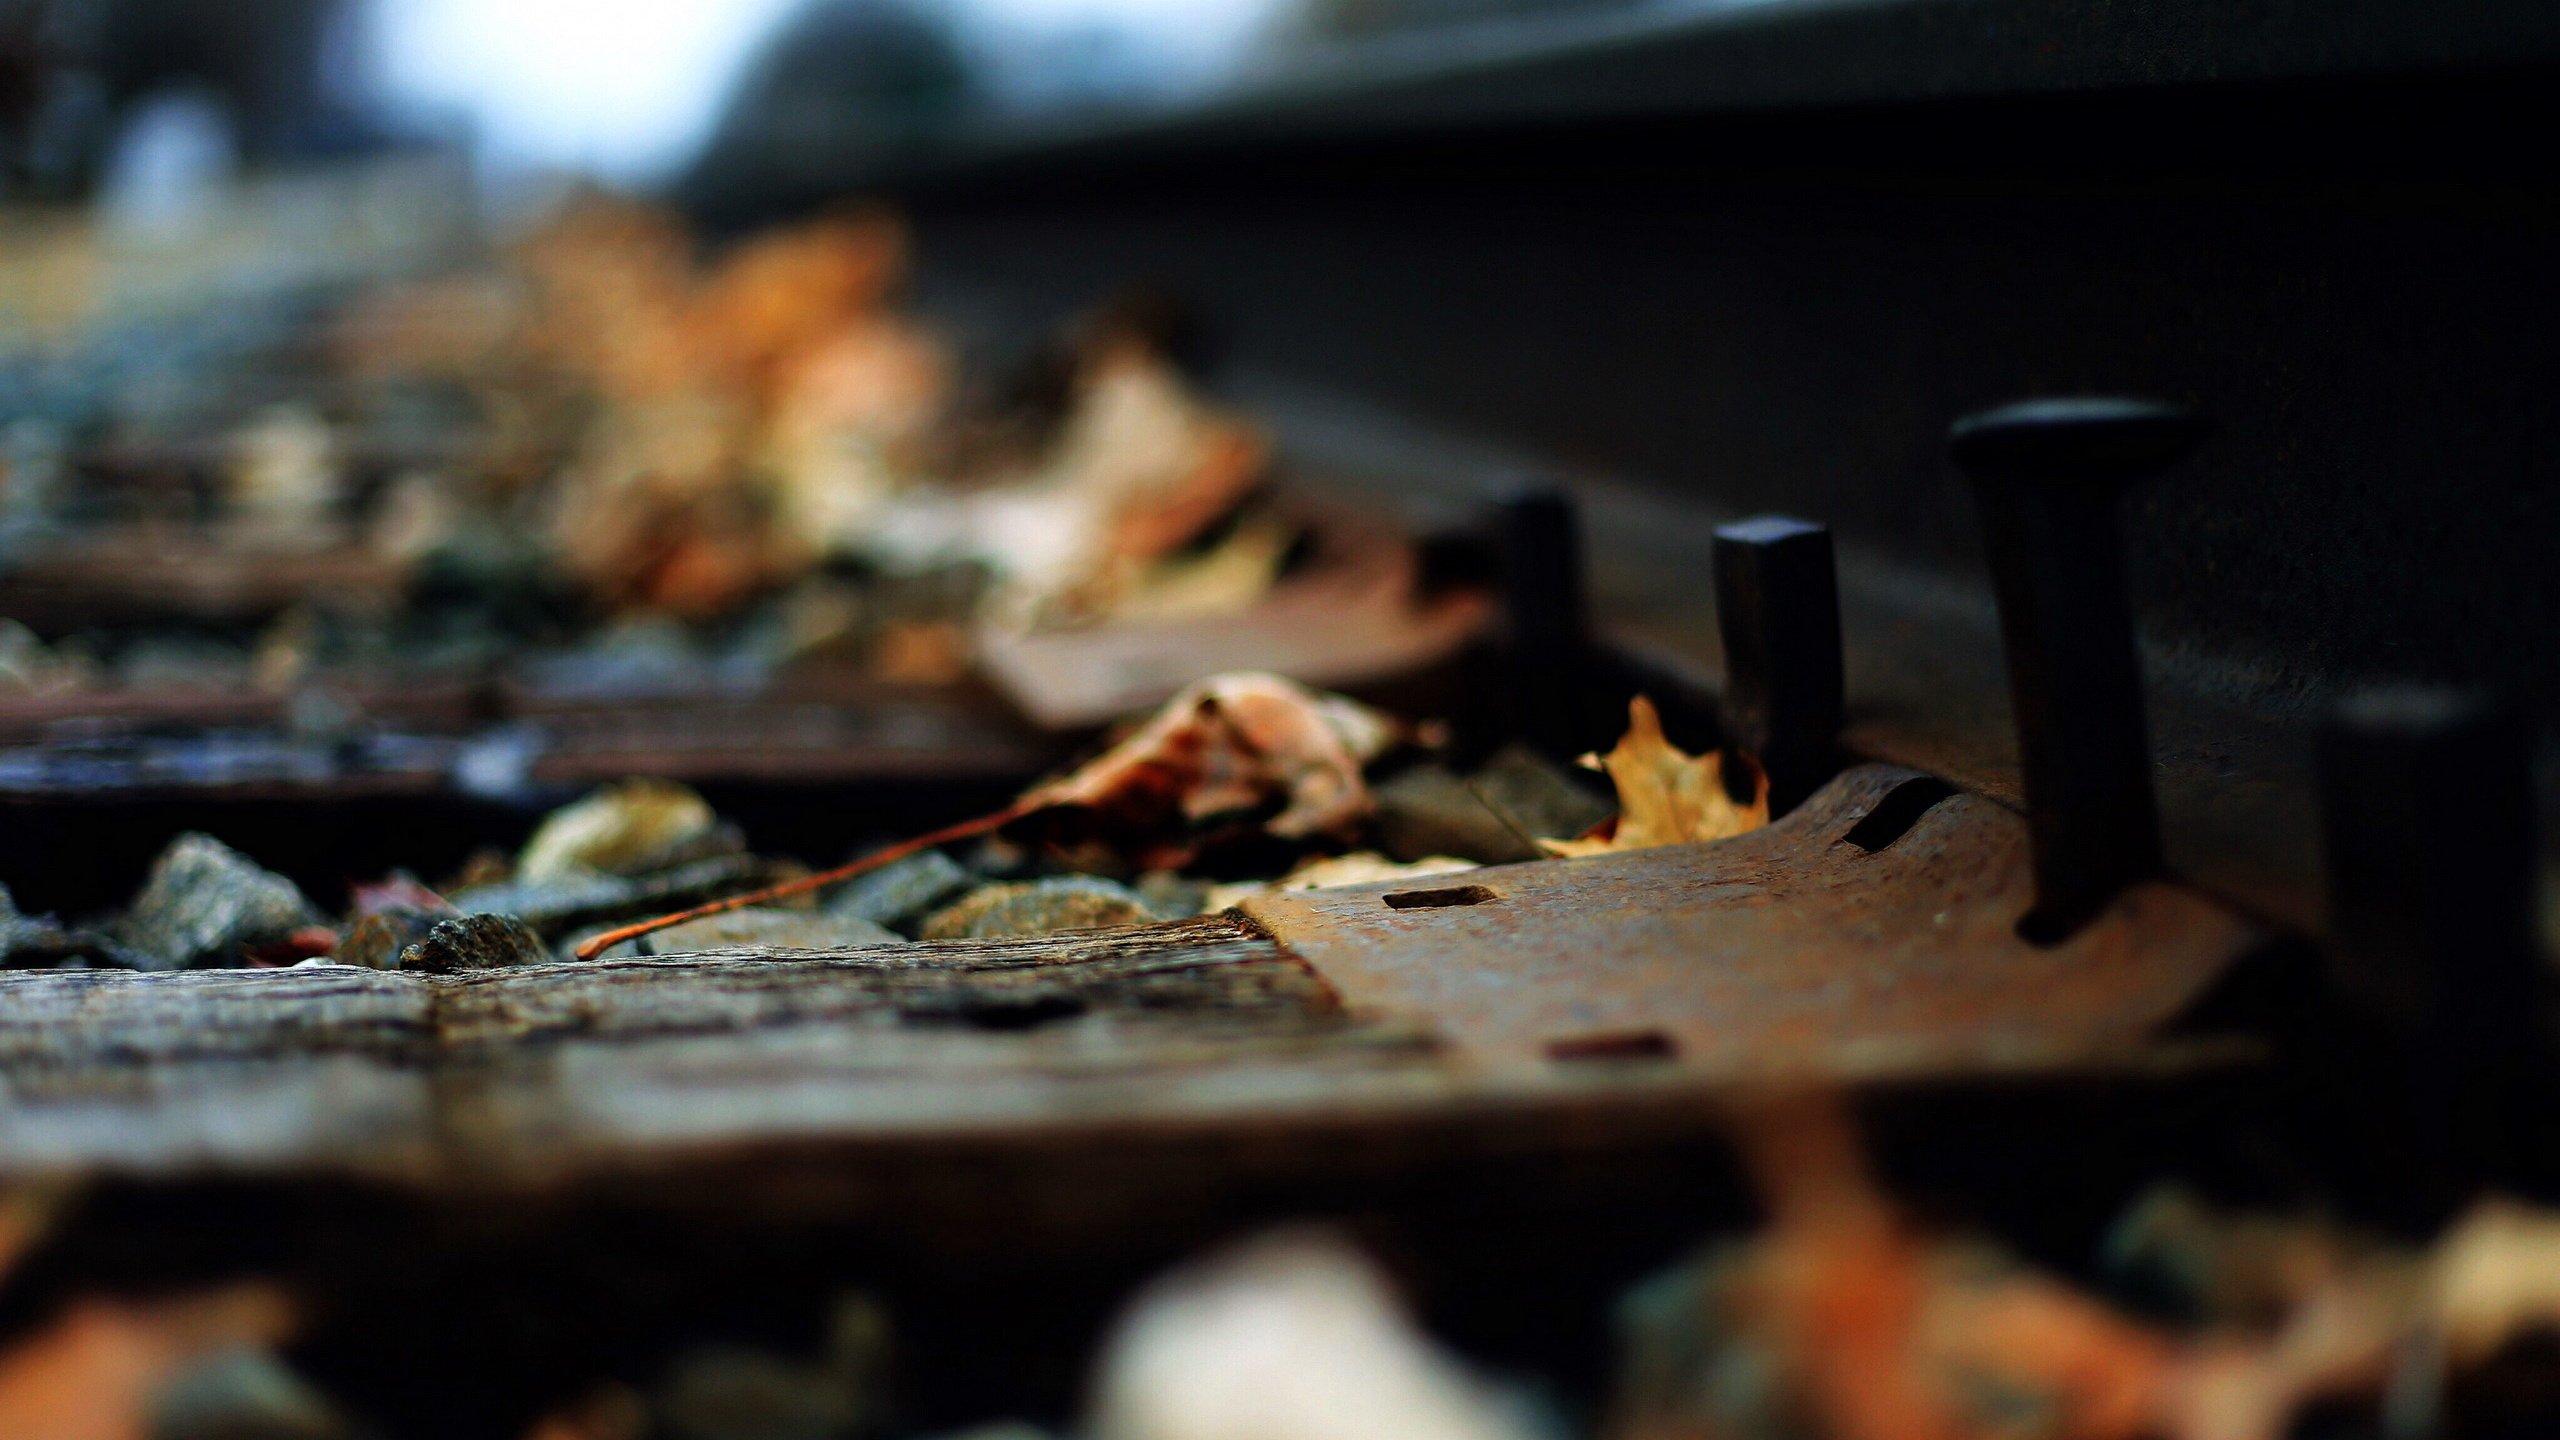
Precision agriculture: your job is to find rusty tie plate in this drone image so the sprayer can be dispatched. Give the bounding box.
[1242,765,2261,1078]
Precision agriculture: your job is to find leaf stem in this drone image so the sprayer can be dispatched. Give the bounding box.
[570,801,1037,960]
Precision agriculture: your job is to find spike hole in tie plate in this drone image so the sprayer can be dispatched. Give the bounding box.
[1546,1029,1679,1063]
[1838,777,1958,854]
[1382,885,1499,911]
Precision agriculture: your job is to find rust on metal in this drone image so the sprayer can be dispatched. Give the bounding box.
[1243,764,2261,1078]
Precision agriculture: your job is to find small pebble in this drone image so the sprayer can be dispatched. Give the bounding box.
[114,833,321,971]
[644,908,906,954]
[921,877,1159,941]
[825,850,973,930]
[396,913,551,974]
[516,779,719,883]
[3,931,152,972]
[0,884,42,966]
[0,885,144,970]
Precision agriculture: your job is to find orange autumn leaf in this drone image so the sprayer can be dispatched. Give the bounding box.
[0,1287,296,1440]
[1728,1093,1963,1440]
[0,1186,300,1440]
[1540,696,1768,858]
[765,314,952,456]
[870,620,973,685]
[690,212,909,392]
[1722,1094,2176,1440]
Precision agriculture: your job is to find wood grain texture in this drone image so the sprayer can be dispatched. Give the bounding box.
[0,878,2254,1197]
[0,915,1479,1189]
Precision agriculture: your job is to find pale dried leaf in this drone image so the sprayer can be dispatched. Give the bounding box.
[980,351,1271,626]
[1092,1230,1537,1440]
[2429,1199,2560,1365]
[1206,852,1478,910]
[766,316,950,457]
[1540,697,1767,857]
[227,405,340,525]
[1102,515,1296,626]
[1025,673,1399,861]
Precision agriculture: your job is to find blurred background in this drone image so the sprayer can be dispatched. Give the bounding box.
[7,0,2560,930]
[9,5,2560,1438]
[0,0,1681,203]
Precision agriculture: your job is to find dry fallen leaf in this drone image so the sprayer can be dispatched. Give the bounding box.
[689,212,909,393]
[0,1196,300,1440]
[1675,1095,2560,1440]
[1101,514,1297,626]
[1669,1094,2179,1440]
[0,1288,298,1440]
[1091,1229,1538,1440]
[977,347,1275,627]
[1026,672,1400,864]
[226,405,341,527]
[331,272,525,382]
[1206,851,1478,910]
[871,621,973,686]
[2429,1198,2560,1365]
[510,193,699,405]
[1540,697,1768,858]
[578,673,1403,956]
[765,315,951,458]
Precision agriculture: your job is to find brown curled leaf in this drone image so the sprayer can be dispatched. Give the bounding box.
[1024,671,1400,866]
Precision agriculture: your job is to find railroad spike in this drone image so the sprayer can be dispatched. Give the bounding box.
[1494,480,1594,759]
[1712,515,1843,816]
[2319,683,2540,1053]
[2318,683,2547,1201]
[1950,397,2207,941]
